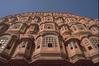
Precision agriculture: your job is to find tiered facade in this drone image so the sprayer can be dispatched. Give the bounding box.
[0,12,99,65]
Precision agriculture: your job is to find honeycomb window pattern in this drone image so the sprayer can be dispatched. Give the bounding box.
[0,37,9,51]
[0,12,99,65]
[43,37,57,47]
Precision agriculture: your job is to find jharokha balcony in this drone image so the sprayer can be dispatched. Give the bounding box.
[0,12,99,66]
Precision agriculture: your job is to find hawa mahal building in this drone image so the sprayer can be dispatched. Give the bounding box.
[0,12,99,66]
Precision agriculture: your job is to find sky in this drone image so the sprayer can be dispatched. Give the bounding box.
[0,0,98,19]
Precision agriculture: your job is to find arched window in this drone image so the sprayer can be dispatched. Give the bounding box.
[44,16,53,22]
[14,38,33,59]
[89,36,99,48]
[19,23,28,33]
[66,38,81,51]
[77,24,86,30]
[64,26,69,30]
[29,24,39,34]
[70,25,77,32]
[90,26,99,34]
[0,23,9,34]
[68,41,79,49]
[36,37,41,49]
[0,35,11,52]
[92,27,98,31]
[61,25,69,31]
[79,18,89,24]
[83,39,90,46]
[44,23,54,30]
[19,41,28,48]
[82,38,94,51]
[65,17,77,24]
[10,22,22,29]
[33,16,41,23]
[70,24,87,32]
[55,17,64,24]
[43,36,57,47]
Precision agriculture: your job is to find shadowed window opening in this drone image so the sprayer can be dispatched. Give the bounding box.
[48,43,52,47]
[0,44,2,47]
[22,45,25,48]
[75,46,77,48]
[48,26,51,29]
[7,46,11,49]
[71,47,73,49]
[37,45,40,49]
[88,46,92,50]
[97,44,99,48]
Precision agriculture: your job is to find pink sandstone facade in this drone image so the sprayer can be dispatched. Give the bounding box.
[0,12,99,66]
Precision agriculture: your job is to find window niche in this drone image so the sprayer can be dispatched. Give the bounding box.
[48,43,53,47]
[0,23,9,34]
[10,23,22,29]
[88,46,93,50]
[36,37,41,49]
[44,36,57,47]
[37,45,40,49]
[45,23,54,30]
[70,25,77,32]
[6,46,11,50]
[20,41,28,48]
[0,35,12,54]
[44,15,53,22]
[71,47,73,49]
[77,24,86,30]
[97,44,99,48]
[29,24,39,34]
[33,16,41,23]
[56,17,64,23]
[19,23,28,33]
